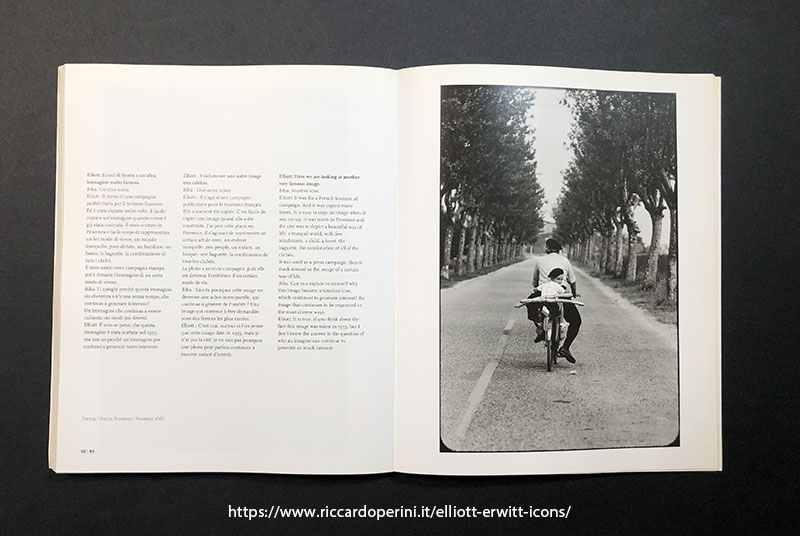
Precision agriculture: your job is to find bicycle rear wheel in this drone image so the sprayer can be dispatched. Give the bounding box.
[549,320,561,371]
[542,317,551,371]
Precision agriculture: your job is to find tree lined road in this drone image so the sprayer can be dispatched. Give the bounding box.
[440,257,678,452]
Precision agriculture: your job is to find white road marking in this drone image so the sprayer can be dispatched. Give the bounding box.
[455,359,499,439]
[503,319,515,334]
[454,324,513,439]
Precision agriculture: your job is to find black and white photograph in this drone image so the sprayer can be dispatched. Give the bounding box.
[440,85,679,452]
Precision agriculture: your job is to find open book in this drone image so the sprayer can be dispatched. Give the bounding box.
[50,64,721,474]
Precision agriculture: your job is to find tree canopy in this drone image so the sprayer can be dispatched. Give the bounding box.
[555,89,676,245]
[441,85,544,246]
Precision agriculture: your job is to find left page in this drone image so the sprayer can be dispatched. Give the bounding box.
[50,64,397,473]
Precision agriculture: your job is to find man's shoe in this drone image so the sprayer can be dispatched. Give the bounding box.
[534,325,545,342]
[558,347,576,363]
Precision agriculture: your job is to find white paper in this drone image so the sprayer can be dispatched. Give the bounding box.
[51,64,397,473]
[394,64,721,474]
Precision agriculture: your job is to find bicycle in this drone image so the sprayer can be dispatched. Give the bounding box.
[516,295,585,371]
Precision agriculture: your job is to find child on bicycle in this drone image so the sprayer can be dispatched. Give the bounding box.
[525,267,571,342]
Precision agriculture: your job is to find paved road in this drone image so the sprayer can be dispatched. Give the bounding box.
[440,256,678,452]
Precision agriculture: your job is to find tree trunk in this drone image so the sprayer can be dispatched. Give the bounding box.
[614,221,625,278]
[645,212,664,288]
[585,239,590,264]
[455,222,468,275]
[666,206,677,303]
[441,224,454,279]
[597,235,605,272]
[625,227,638,282]
[466,223,478,273]
[599,235,606,273]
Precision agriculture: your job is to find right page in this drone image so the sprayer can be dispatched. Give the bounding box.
[395,64,720,475]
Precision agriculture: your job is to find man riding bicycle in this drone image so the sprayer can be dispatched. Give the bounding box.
[529,238,582,363]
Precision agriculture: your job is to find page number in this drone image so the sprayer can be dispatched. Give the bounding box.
[80,449,95,454]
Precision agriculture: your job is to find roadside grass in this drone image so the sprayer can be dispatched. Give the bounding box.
[587,269,677,326]
[440,257,527,289]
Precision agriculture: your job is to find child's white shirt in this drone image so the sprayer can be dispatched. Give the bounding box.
[537,280,570,298]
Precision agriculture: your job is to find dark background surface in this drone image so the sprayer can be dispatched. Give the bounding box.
[2,1,799,534]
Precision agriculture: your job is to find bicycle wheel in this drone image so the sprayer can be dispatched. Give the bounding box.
[548,320,559,371]
[542,317,552,371]
[544,319,555,371]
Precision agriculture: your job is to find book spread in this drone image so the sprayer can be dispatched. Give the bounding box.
[50,63,721,474]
